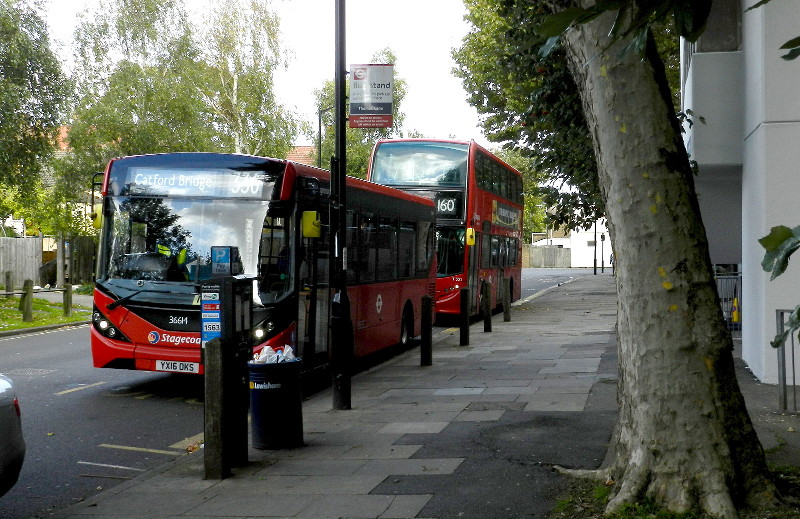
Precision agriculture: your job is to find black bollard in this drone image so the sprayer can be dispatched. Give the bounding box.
[482,281,492,333]
[421,295,433,366]
[459,288,470,346]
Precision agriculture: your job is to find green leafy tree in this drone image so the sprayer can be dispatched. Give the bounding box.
[0,0,69,212]
[760,225,800,346]
[453,0,601,231]
[313,48,411,179]
[64,0,213,178]
[62,0,301,187]
[194,0,303,158]
[454,1,682,234]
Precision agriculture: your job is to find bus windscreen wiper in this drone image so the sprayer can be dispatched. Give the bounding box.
[106,290,144,310]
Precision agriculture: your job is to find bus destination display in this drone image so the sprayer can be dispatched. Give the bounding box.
[114,167,269,198]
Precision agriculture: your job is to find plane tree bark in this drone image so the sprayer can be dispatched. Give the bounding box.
[554,7,778,518]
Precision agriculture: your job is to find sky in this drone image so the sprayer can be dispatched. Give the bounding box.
[42,0,489,147]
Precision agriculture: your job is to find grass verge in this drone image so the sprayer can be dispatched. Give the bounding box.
[0,296,91,333]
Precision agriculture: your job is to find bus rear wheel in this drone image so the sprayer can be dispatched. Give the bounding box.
[400,304,414,346]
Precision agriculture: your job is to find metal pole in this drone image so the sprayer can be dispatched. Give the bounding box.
[459,288,470,346]
[331,0,352,410]
[502,277,511,322]
[601,233,605,273]
[778,310,787,411]
[593,223,597,275]
[421,295,433,366]
[482,281,492,333]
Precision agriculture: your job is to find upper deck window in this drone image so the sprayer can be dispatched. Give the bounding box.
[370,141,469,187]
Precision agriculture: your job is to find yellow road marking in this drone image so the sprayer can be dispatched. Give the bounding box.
[56,382,106,395]
[169,432,204,450]
[99,444,182,456]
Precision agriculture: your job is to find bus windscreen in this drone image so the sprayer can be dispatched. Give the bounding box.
[370,141,469,187]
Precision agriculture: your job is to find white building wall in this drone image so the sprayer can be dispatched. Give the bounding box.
[740,0,800,383]
[531,221,613,269]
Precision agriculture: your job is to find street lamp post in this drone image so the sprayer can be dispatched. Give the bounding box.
[330,0,352,410]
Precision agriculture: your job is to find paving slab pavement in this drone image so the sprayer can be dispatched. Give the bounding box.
[47,273,800,519]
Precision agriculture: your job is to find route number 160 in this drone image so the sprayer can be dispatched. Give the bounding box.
[437,198,456,213]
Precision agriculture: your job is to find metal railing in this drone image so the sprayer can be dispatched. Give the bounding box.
[776,309,798,412]
[715,274,742,339]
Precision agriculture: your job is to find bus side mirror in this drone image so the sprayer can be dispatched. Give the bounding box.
[91,203,103,229]
[466,228,476,246]
[302,211,321,238]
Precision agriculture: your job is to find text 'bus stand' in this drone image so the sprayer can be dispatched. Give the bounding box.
[331,0,352,410]
[201,274,253,479]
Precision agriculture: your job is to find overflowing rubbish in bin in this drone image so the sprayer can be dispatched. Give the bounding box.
[248,346,303,449]
[251,346,296,364]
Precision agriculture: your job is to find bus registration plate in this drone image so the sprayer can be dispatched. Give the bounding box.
[156,360,200,374]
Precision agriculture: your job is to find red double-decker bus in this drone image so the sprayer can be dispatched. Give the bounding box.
[91,152,436,374]
[367,139,523,318]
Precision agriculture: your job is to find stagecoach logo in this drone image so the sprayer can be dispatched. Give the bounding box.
[376,294,383,314]
[148,331,201,346]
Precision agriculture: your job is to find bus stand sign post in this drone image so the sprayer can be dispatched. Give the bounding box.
[349,63,393,129]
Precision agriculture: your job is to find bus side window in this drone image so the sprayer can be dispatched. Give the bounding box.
[481,230,491,269]
[490,235,500,267]
[377,217,398,280]
[416,221,433,277]
[399,222,415,278]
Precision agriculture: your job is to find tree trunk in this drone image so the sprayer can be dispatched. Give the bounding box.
[561,11,777,518]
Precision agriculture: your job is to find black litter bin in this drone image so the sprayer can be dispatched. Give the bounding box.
[248,359,304,449]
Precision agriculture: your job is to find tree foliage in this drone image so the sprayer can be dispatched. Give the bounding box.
[453,0,684,233]
[0,0,69,209]
[760,225,800,347]
[61,0,301,193]
[453,0,601,231]
[313,48,412,179]
[194,0,303,157]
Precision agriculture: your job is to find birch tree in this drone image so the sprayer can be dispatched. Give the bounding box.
[195,0,301,158]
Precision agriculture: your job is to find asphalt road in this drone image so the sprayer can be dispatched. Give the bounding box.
[0,326,204,519]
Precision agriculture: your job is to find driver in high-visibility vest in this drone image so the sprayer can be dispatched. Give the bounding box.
[157,244,189,280]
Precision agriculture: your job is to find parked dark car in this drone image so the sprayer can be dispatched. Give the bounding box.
[0,374,25,497]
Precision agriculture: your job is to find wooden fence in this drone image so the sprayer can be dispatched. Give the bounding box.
[0,236,96,289]
[527,245,572,268]
[0,237,42,288]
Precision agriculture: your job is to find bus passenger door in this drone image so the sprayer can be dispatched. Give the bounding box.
[297,213,331,368]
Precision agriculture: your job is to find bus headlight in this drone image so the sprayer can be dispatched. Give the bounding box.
[253,328,265,340]
[92,307,132,343]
